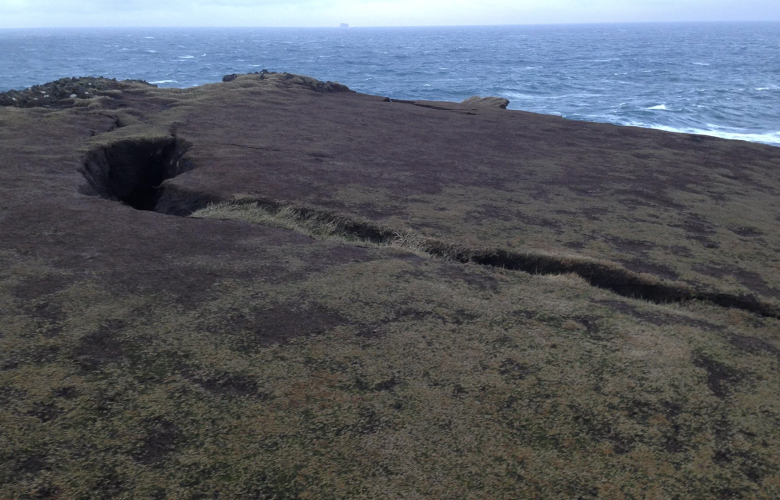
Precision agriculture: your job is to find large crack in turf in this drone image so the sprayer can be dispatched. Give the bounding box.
[75,139,779,319]
[191,200,780,319]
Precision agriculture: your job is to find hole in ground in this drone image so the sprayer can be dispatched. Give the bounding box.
[80,137,194,211]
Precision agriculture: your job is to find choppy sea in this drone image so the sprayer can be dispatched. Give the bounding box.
[1,23,779,146]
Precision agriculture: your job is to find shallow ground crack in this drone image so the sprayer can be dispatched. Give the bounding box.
[201,141,282,152]
[385,98,456,111]
[191,200,780,319]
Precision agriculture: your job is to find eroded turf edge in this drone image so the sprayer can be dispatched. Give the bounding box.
[192,200,780,319]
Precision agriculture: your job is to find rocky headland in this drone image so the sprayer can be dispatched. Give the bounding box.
[1,72,780,499]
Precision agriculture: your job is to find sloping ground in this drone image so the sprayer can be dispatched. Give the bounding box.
[1,73,779,499]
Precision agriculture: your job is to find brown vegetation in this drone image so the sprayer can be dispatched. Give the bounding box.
[1,72,779,499]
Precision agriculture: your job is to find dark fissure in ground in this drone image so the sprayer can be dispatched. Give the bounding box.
[76,140,779,319]
[80,137,193,211]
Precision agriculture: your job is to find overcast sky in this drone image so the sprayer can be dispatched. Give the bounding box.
[0,0,778,29]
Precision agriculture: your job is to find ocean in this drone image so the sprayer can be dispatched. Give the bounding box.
[1,23,779,146]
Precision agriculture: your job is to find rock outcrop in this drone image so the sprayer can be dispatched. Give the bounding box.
[462,95,510,109]
[0,76,153,108]
[222,70,352,93]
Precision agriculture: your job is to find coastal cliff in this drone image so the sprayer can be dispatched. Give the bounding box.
[1,72,780,499]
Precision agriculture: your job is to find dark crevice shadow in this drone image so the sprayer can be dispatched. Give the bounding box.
[77,150,780,319]
[79,136,195,212]
[207,200,780,319]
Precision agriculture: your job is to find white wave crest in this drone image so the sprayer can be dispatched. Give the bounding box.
[178,55,195,59]
[647,104,667,110]
[639,124,780,146]
[149,80,177,84]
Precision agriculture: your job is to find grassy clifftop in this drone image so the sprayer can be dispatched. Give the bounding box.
[1,73,779,499]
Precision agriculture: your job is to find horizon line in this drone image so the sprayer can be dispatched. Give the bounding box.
[2,19,779,30]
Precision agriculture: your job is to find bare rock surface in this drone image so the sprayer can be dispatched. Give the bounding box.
[1,71,780,499]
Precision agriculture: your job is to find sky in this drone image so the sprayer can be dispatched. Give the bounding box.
[0,0,778,29]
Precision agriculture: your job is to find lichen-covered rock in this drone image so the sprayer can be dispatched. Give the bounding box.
[462,95,510,109]
[0,76,154,108]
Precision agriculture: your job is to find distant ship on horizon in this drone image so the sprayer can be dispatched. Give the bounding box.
[340,23,349,28]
